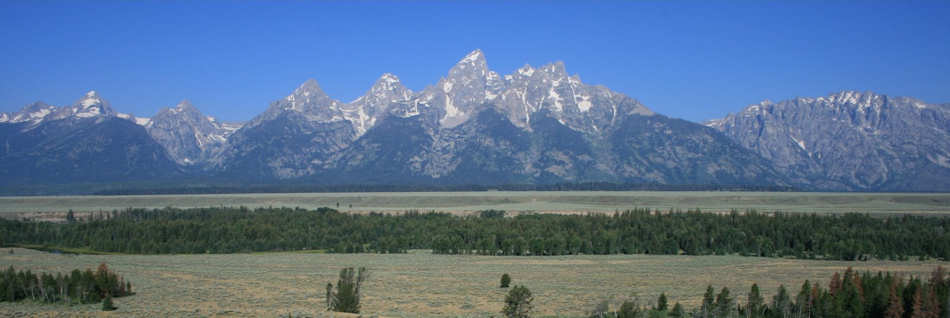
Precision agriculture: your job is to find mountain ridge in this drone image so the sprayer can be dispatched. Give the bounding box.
[2,50,946,191]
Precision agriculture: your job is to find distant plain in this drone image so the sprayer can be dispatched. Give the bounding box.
[1,191,949,215]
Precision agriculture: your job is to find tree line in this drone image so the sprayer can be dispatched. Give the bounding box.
[0,263,133,305]
[1,207,949,260]
[581,266,949,318]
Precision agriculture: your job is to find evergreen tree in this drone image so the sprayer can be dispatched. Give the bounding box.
[670,302,685,318]
[795,281,812,317]
[618,299,640,318]
[101,293,115,311]
[657,292,669,311]
[772,285,791,318]
[327,267,368,313]
[702,285,716,318]
[841,270,866,318]
[748,283,764,318]
[715,287,734,318]
[912,288,925,318]
[885,279,905,318]
[502,285,533,318]
[325,283,333,310]
[501,273,512,288]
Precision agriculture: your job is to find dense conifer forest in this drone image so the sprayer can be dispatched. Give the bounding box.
[587,267,949,318]
[0,263,132,305]
[1,207,948,260]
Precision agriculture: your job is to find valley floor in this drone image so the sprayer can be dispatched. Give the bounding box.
[0,248,945,317]
[2,191,950,217]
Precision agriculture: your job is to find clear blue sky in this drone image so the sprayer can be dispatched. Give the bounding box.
[2,1,949,123]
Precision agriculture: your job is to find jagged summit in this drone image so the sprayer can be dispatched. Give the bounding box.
[0,101,56,124]
[369,73,407,94]
[45,90,116,120]
[293,79,325,97]
[177,99,195,109]
[710,90,950,191]
[458,49,486,66]
[147,99,241,165]
[5,51,947,191]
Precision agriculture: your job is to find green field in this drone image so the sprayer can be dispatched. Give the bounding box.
[0,248,945,317]
[2,191,950,215]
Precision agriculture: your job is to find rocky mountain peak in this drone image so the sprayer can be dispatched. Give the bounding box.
[538,61,568,78]
[711,91,950,191]
[369,73,409,98]
[454,49,487,71]
[293,79,325,97]
[48,90,115,120]
[176,99,196,111]
[20,101,52,113]
[146,99,240,165]
[0,101,56,124]
[446,49,490,85]
[275,78,342,117]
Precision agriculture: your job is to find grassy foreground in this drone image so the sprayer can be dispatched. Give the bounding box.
[0,248,946,317]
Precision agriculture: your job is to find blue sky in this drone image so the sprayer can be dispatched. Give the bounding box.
[2,1,949,123]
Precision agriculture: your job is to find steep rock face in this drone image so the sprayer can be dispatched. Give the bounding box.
[708,91,950,191]
[210,74,415,179]
[206,49,787,187]
[609,114,786,185]
[0,92,180,184]
[146,100,240,165]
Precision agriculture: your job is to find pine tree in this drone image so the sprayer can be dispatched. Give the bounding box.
[656,292,669,311]
[925,286,940,318]
[830,272,843,295]
[715,287,734,317]
[502,285,533,318]
[913,288,926,318]
[101,293,116,311]
[842,270,866,318]
[702,285,716,318]
[327,267,368,313]
[325,283,333,310]
[748,283,764,318]
[795,280,812,317]
[773,285,791,318]
[618,299,640,318]
[670,302,685,318]
[886,279,905,318]
[501,273,511,288]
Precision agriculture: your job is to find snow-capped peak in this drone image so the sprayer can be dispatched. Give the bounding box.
[47,90,116,120]
[292,79,326,98]
[459,49,485,64]
[80,90,103,107]
[517,64,535,77]
[4,101,56,124]
[744,99,772,113]
[539,61,567,77]
[449,49,489,78]
[372,73,404,93]
[174,99,197,113]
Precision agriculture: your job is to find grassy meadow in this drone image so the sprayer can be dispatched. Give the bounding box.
[2,191,950,216]
[0,248,946,317]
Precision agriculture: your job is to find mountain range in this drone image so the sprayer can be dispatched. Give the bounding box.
[2,50,947,193]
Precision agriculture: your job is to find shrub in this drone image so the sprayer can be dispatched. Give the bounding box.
[502,285,533,318]
[500,273,511,288]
